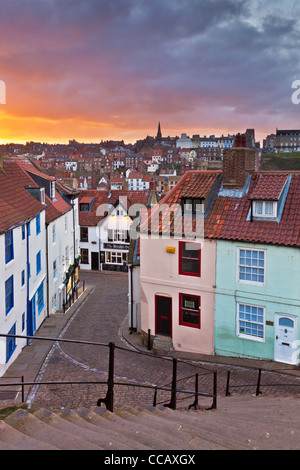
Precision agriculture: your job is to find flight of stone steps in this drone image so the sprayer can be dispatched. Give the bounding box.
[0,394,299,450]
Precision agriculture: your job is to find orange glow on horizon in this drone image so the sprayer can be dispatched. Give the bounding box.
[0,108,268,146]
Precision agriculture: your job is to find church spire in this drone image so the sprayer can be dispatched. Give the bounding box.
[156,122,162,141]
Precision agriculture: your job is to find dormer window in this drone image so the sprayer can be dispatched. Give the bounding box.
[40,187,45,204]
[79,197,94,212]
[253,200,277,218]
[181,197,204,216]
[50,181,56,201]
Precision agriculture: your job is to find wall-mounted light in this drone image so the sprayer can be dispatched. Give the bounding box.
[166,246,175,254]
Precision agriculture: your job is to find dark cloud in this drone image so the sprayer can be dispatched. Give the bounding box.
[0,0,299,142]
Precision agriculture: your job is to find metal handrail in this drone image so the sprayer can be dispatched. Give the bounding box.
[0,334,217,412]
[225,368,300,397]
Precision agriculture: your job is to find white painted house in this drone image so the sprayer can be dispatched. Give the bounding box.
[0,159,47,376]
[4,158,80,314]
[78,190,149,271]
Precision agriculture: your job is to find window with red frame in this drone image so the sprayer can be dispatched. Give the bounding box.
[179,242,201,276]
[179,293,201,328]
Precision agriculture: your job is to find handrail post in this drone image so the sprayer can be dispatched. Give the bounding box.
[97,341,115,412]
[188,373,199,410]
[147,329,151,351]
[256,368,262,396]
[164,357,177,410]
[153,387,157,407]
[210,369,217,410]
[21,375,25,403]
[226,370,231,396]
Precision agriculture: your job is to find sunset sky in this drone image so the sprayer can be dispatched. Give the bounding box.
[0,0,300,145]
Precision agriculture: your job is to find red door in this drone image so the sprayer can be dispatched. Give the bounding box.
[155,295,172,337]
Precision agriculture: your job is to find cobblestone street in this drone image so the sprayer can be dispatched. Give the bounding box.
[28,270,300,411]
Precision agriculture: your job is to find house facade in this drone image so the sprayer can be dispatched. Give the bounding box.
[139,170,221,353]
[0,161,47,376]
[79,190,149,272]
[209,151,300,365]
[214,241,300,365]
[138,135,300,365]
[4,158,80,313]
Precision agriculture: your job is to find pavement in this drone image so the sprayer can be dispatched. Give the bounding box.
[1,271,299,407]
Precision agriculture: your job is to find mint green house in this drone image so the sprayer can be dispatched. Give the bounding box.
[204,140,300,365]
[135,136,300,365]
[214,241,300,365]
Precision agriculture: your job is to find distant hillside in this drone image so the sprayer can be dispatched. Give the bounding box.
[261,152,300,170]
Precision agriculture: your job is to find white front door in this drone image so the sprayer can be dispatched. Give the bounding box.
[274,314,298,365]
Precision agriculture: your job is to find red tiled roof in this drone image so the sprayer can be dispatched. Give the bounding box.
[248,173,288,200]
[80,196,94,204]
[79,189,150,226]
[110,177,124,183]
[141,171,221,236]
[206,172,300,247]
[141,169,300,247]
[3,159,72,224]
[12,158,56,180]
[0,170,45,234]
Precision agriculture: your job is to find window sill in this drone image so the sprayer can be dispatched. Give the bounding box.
[237,333,265,343]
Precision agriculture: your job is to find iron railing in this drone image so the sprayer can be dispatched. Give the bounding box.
[225,367,300,397]
[0,335,217,412]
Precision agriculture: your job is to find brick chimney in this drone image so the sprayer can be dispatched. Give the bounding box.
[149,180,156,191]
[222,134,259,190]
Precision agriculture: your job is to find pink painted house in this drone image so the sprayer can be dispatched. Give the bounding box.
[139,171,222,354]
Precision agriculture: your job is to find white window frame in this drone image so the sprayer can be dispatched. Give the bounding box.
[106,251,127,265]
[109,229,128,242]
[253,200,277,218]
[236,302,265,342]
[53,259,57,280]
[52,224,56,244]
[237,247,266,286]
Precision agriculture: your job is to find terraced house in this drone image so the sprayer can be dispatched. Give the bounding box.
[4,158,80,313]
[0,156,80,376]
[0,157,47,376]
[139,137,300,366]
[78,189,149,272]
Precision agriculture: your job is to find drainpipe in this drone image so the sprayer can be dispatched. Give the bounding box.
[72,197,76,264]
[45,223,50,317]
[129,264,134,332]
[26,221,30,344]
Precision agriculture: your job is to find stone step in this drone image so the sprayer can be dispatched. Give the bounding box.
[145,406,253,450]
[0,395,299,450]
[4,409,101,450]
[103,407,180,450]
[79,406,183,450]
[114,405,199,450]
[57,408,150,450]
[152,335,173,353]
[145,396,300,450]
[0,420,57,450]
